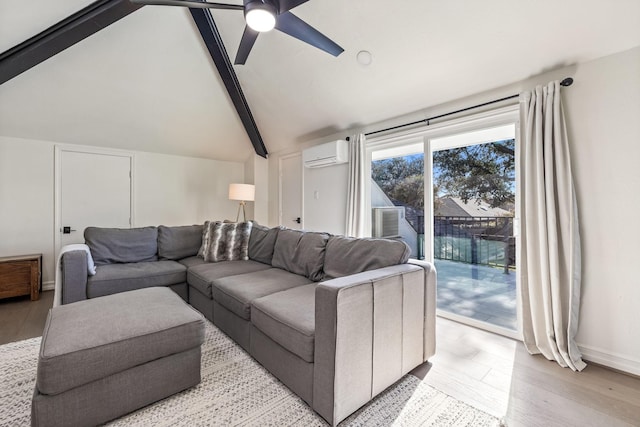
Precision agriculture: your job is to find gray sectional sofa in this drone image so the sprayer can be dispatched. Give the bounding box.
[59,223,437,426]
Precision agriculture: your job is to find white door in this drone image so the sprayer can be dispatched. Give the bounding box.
[279,154,303,229]
[58,149,132,248]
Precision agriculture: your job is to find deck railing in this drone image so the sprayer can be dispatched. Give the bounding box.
[433,216,515,273]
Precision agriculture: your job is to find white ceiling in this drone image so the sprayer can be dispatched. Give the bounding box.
[0,3,253,161]
[1,0,639,161]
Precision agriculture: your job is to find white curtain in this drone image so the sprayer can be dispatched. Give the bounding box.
[345,133,367,237]
[519,81,586,371]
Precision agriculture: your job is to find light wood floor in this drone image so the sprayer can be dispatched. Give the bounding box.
[0,290,53,345]
[412,317,640,427]
[1,291,639,426]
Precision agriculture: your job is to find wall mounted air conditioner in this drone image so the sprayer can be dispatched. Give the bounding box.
[372,207,404,238]
[302,140,349,168]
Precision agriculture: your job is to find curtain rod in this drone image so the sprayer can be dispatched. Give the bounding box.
[350,77,574,139]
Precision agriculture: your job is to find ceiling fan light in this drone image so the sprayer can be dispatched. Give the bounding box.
[245,6,276,32]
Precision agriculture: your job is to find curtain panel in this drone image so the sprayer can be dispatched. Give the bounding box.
[519,80,585,371]
[345,134,367,237]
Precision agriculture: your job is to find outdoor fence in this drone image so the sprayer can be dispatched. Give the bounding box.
[433,216,515,273]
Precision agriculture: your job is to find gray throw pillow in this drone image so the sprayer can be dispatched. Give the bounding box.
[271,228,330,281]
[323,235,411,279]
[158,225,203,260]
[248,224,282,265]
[204,221,253,262]
[197,220,217,258]
[84,226,158,265]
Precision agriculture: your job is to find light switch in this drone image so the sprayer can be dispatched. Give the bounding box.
[314,191,320,200]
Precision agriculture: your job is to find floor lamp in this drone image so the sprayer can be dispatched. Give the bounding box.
[228,183,255,222]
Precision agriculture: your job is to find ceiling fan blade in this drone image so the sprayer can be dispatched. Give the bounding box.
[130,0,244,10]
[234,26,259,65]
[276,0,309,14]
[275,12,344,57]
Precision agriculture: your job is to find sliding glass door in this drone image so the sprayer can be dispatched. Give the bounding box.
[367,108,520,338]
[430,124,518,336]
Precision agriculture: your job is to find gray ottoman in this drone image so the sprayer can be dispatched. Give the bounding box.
[31,287,205,427]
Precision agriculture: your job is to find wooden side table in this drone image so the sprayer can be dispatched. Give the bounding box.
[0,254,42,301]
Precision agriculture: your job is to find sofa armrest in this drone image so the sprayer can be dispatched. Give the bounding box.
[61,251,89,304]
[313,262,436,426]
[408,259,437,361]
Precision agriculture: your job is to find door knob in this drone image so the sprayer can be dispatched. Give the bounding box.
[62,226,77,234]
[294,217,301,224]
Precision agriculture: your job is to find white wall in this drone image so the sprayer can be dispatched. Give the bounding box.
[0,137,55,284]
[269,46,640,375]
[563,46,640,374]
[0,136,245,286]
[303,163,349,235]
[135,151,242,226]
[243,154,269,225]
[243,155,255,222]
[253,155,269,226]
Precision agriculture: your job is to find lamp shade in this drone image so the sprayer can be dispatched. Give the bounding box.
[228,183,255,202]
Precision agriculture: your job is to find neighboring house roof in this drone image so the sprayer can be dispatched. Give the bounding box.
[435,197,511,217]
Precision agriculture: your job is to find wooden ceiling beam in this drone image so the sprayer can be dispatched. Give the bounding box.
[0,0,143,85]
[190,8,268,158]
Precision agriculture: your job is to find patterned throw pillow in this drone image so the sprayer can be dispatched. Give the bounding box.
[203,221,253,262]
[197,220,216,258]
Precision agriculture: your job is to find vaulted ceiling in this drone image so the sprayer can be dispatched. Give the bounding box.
[1,1,639,161]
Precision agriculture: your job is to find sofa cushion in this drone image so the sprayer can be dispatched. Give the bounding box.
[178,255,207,268]
[249,224,281,265]
[211,268,312,320]
[158,225,203,260]
[37,287,204,396]
[251,284,316,362]
[322,236,411,279]
[87,261,186,298]
[203,221,253,262]
[85,226,158,265]
[271,229,330,281]
[187,260,271,298]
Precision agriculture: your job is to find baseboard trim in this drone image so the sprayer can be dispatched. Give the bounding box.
[42,281,54,292]
[579,344,640,377]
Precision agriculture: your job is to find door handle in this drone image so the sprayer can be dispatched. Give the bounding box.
[294,217,301,224]
[62,226,77,234]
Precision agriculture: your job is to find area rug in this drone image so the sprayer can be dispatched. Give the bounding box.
[0,321,499,427]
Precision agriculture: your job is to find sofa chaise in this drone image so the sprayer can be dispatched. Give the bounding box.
[59,223,437,426]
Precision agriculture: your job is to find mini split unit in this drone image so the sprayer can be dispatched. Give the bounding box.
[302,140,349,168]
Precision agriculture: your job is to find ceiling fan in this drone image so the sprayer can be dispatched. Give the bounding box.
[130,0,344,65]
